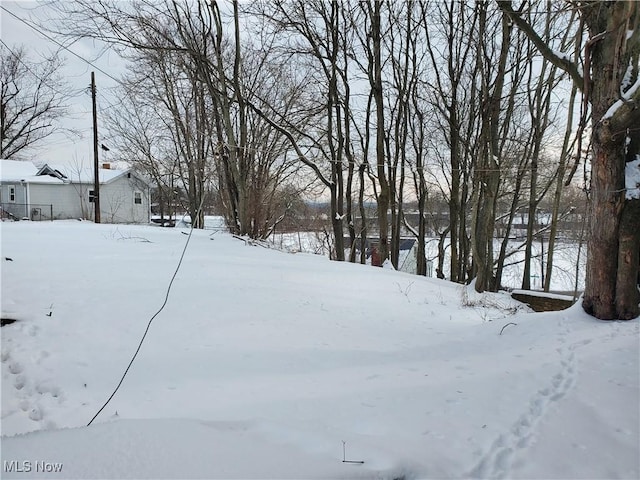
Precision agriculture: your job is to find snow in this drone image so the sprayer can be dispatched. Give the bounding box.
[602,76,640,120]
[626,156,640,200]
[551,49,572,63]
[0,160,62,185]
[40,163,134,185]
[0,160,134,185]
[622,60,635,91]
[1,221,638,479]
[510,289,575,301]
[0,160,39,181]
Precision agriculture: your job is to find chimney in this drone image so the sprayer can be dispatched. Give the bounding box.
[102,163,111,170]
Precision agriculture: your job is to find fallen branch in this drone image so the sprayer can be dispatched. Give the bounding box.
[499,322,518,335]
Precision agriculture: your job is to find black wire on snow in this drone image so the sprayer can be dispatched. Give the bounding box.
[87,203,205,426]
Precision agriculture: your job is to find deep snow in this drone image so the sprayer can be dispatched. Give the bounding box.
[1,221,638,479]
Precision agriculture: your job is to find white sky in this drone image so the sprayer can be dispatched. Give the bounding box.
[1,1,127,167]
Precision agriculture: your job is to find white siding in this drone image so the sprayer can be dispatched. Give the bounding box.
[99,175,150,224]
[0,183,29,218]
[29,184,86,220]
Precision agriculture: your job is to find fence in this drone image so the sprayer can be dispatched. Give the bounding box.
[1,203,53,221]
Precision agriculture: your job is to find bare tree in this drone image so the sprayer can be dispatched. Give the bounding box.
[420,0,479,283]
[104,85,180,224]
[0,43,71,159]
[469,3,514,292]
[243,0,362,259]
[49,0,309,235]
[358,0,391,265]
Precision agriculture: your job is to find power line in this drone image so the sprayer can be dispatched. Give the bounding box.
[0,38,86,100]
[0,5,121,84]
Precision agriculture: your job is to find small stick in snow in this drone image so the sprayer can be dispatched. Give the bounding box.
[232,234,249,245]
[499,322,518,335]
[342,441,365,464]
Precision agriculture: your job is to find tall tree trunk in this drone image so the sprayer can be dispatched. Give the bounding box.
[473,6,511,293]
[361,0,391,264]
[368,0,390,265]
[583,136,626,318]
[582,1,639,319]
[616,198,640,319]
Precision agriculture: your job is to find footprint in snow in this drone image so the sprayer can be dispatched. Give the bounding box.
[467,343,578,479]
[28,406,43,422]
[8,362,23,374]
[13,374,26,390]
[36,381,62,399]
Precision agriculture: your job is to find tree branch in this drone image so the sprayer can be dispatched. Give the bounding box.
[497,0,584,89]
[246,99,332,188]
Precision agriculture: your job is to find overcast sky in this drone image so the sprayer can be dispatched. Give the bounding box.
[1,1,127,167]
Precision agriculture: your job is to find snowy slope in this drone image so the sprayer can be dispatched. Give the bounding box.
[1,221,638,479]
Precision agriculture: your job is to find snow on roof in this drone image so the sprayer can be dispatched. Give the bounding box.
[0,160,65,185]
[0,159,39,182]
[39,163,133,184]
[1,160,149,186]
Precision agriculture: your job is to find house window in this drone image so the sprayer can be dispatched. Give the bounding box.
[9,186,16,203]
[134,192,142,205]
[88,190,96,203]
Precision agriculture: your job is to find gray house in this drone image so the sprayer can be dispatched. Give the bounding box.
[0,159,151,223]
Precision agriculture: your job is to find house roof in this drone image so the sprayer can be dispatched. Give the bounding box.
[1,160,151,186]
[37,163,141,185]
[0,160,65,184]
[1,159,38,181]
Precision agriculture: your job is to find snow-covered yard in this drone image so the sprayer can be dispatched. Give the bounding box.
[1,220,638,479]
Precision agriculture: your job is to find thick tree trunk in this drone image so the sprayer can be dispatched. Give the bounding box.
[582,136,626,319]
[616,199,640,319]
[581,1,639,319]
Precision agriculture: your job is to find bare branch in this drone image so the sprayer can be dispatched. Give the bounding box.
[497,0,584,89]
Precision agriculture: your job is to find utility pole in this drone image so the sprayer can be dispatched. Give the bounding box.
[91,71,101,223]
